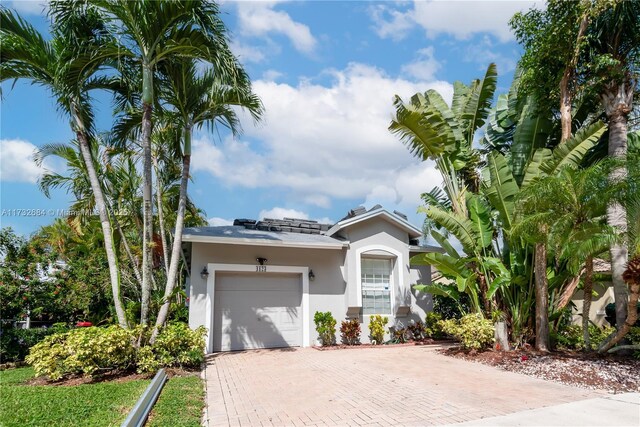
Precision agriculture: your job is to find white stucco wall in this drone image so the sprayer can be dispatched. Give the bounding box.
[188,242,347,350]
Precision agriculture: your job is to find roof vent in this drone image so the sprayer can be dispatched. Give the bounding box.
[369,204,383,212]
[348,206,367,217]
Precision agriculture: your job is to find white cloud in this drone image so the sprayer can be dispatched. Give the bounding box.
[192,62,449,224]
[0,139,54,183]
[401,47,442,81]
[463,36,518,73]
[371,0,543,42]
[5,0,48,15]
[262,69,285,82]
[208,217,233,227]
[229,39,268,63]
[234,1,317,55]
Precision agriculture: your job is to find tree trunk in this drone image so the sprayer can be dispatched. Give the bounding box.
[534,242,550,352]
[76,130,128,329]
[582,256,593,351]
[140,63,154,326]
[559,12,590,142]
[602,80,633,331]
[555,270,585,312]
[150,127,192,343]
[153,155,170,276]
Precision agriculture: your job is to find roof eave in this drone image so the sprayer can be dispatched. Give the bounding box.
[182,234,349,250]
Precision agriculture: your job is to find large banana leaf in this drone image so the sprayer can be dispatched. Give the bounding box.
[483,152,518,231]
[425,89,464,143]
[541,121,607,175]
[521,148,553,188]
[410,252,468,277]
[467,194,493,249]
[430,229,460,258]
[451,81,470,119]
[426,205,479,255]
[389,94,452,160]
[459,63,498,144]
[511,97,552,185]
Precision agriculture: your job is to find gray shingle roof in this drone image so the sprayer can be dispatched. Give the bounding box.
[182,226,346,247]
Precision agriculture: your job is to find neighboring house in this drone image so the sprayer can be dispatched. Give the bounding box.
[570,258,614,328]
[184,205,441,353]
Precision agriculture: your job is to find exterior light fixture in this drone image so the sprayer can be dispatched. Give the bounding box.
[200,266,209,280]
[309,269,315,281]
[257,257,268,265]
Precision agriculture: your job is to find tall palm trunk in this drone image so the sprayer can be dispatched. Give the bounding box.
[153,156,170,276]
[582,256,593,351]
[602,80,632,331]
[534,241,550,351]
[140,63,154,326]
[74,121,128,329]
[151,126,192,343]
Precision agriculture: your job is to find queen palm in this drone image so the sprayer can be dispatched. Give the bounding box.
[150,58,263,341]
[57,0,246,325]
[0,7,128,327]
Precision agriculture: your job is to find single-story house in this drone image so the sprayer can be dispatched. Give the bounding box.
[184,205,441,353]
[570,258,615,328]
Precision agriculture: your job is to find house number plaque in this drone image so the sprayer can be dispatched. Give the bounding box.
[256,265,267,272]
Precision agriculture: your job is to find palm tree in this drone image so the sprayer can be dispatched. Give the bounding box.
[588,0,640,330]
[150,58,263,341]
[0,7,128,327]
[59,0,246,325]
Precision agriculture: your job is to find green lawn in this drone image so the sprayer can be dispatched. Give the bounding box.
[0,367,149,427]
[147,373,204,427]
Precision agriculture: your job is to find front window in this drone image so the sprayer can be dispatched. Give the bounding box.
[361,258,391,315]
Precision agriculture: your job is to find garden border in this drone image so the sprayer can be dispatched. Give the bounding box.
[121,368,168,427]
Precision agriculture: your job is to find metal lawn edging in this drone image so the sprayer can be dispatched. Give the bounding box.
[121,368,168,427]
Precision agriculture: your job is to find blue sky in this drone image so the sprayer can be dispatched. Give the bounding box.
[0,0,541,236]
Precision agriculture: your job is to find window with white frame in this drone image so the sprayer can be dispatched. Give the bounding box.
[361,258,392,315]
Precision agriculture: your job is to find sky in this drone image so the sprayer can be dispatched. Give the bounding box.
[0,0,542,237]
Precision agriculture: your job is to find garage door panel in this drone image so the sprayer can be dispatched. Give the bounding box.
[213,273,301,352]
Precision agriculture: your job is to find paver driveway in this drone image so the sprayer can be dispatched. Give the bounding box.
[203,345,600,426]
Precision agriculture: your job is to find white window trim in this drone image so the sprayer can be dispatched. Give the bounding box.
[204,263,310,353]
[355,245,403,315]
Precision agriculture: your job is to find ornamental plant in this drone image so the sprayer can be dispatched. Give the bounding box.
[340,318,361,345]
[440,313,494,350]
[314,311,336,346]
[424,312,445,339]
[369,315,388,344]
[26,326,136,380]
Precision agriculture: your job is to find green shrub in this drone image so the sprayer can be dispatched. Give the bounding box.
[553,324,616,351]
[26,326,136,380]
[433,294,470,320]
[368,315,388,344]
[0,324,69,363]
[424,312,444,339]
[314,311,336,346]
[339,318,361,345]
[440,313,494,350]
[139,323,206,373]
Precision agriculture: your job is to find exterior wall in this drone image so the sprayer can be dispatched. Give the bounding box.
[188,242,347,350]
[340,218,432,343]
[570,282,615,328]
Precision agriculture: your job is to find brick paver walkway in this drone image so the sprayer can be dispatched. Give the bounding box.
[203,346,600,426]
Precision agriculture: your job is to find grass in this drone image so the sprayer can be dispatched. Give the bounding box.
[0,367,149,427]
[147,373,205,427]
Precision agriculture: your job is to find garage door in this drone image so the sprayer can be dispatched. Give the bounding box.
[213,272,302,352]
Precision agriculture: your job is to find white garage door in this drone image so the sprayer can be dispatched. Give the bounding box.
[213,272,302,352]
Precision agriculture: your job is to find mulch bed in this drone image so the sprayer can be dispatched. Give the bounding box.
[442,347,640,393]
[312,339,455,351]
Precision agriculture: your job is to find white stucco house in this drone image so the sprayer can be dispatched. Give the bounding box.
[184,205,442,353]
